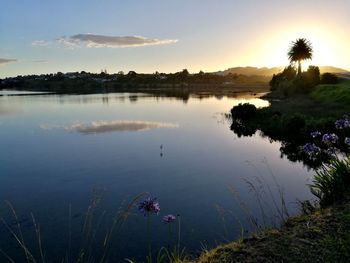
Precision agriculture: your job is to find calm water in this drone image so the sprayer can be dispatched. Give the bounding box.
[0,91,313,262]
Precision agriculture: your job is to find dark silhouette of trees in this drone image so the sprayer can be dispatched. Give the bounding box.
[288,38,313,76]
[269,65,297,91]
[321,73,338,84]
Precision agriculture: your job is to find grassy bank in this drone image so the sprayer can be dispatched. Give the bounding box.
[192,197,350,263]
[229,79,350,166]
[311,80,350,105]
[264,79,350,117]
[195,80,350,263]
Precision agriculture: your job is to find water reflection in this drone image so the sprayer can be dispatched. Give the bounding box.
[0,91,312,262]
[0,105,17,115]
[41,120,179,134]
[1,90,269,105]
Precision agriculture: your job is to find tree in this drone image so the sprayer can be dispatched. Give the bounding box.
[288,38,313,76]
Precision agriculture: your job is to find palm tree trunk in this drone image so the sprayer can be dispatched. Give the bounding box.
[298,60,302,76]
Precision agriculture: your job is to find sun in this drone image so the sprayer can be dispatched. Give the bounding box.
[251,24,348,70]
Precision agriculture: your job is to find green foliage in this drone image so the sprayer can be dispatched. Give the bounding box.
[0,70,270,96]
[282,114,306,135]
[321,73,339,84]
[270,66,297,91]
[310,157,350,207]
[311,80,350,105]
[230,103,257,120]
[270,66,320,96]
[303,65,320,87]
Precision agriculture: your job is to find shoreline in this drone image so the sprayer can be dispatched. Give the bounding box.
[190,197,350,263]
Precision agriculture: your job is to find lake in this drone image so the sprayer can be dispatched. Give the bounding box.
[0,91,313,262]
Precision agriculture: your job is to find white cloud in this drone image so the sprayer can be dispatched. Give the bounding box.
[40,120,179,134]
[56,37,80,49]
[0,58,17,65]
[57,34,178,48]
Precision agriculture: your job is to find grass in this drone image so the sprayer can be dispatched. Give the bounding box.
[0,193,146,263]
[262,79,350,118]
[230,79,350,167]
[310,156,350,207]
[311,80,350,105]
[189,197,350,263]
[215,79,350,262]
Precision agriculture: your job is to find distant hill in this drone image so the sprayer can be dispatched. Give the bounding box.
[218,66,349,76]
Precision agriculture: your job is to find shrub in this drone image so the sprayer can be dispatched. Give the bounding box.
[302,66,320,89]
[231,103,257,120]
[270,65,320,95]
[303,115,350,207]
[283,114,306,135]
[321,73,338,84]
[310,157,350,207]
[270,66,297,91]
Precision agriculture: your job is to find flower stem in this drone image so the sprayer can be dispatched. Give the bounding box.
[147,214,152,262]
[168,224,172,250]
[177,214,181,253]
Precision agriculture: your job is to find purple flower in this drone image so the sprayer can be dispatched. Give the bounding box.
[162,214,176,224]
[335,119,349,129]
[138,197,160,216]
[335,118,350,129]
[303,143,321,156]
[345,137,350,146]
[324,146,339,156]
[310,131,321,138]
[322,133,338,145]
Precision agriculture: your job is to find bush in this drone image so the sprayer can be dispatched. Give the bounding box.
[321,73,338,84]
[270,66,320,95]
[303,66,320,88]
[231,103,257,120]
[283,114,306,134]
[270,66,297,91]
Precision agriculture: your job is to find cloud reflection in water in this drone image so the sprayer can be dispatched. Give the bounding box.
[40,120,179,134]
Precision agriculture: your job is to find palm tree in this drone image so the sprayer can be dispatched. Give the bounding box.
[288,38,313,76]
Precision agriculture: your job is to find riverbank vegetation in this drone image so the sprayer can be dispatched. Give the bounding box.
[216,38,350,262]
[230,78,350,166]
[0,70,270,96]
[192,196,350,263]
[2,37,350,262]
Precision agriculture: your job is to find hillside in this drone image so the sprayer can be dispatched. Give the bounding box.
[219,66,349,76]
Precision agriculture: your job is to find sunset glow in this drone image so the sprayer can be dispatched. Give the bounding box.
[1,0,349,77]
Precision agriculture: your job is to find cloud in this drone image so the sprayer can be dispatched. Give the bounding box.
[32,59,49,63]
[32,40,50,47]
[0,58,17,65]
[40,120,179,134]
[0,105,17,116]
[56,34,178,48]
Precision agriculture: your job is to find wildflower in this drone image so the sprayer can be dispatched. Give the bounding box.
[162,214,176,224]
[310,131,321,138]
[335,118,350,129]
[345,137,350,146]
[324,146,339,156]
[303,143,321,156]
[138,197,160,216]
[322,133,338,145]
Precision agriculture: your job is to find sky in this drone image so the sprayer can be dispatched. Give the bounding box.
[1,0,350,78]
